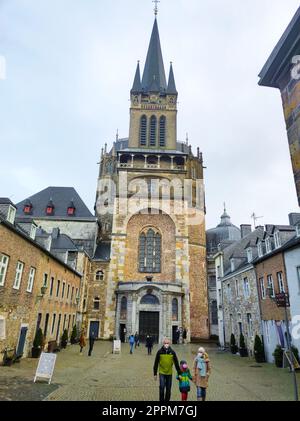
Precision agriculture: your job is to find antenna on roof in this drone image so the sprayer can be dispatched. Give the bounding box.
[251,212,263,228]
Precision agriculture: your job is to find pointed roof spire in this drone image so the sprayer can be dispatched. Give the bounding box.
[167,62,177,94]
[131,61,142,94]
[141,19,167,93]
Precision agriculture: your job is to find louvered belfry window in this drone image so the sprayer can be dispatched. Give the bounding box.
[159,116,166,147]
[149,116,157,147]
[140,115,147,146]
[139,229,161,273]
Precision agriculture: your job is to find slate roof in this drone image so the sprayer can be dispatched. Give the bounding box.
[206,208,241,254]
[0,198,15,206]
[141,18,167,93]
[166,63,177,95]
[220,228,265,278]
[93,242,111,261]
[16,187,95,220]
[258,6,300,87]
[109,138,191,155]
[131,62,142,94]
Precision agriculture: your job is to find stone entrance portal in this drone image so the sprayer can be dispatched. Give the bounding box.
[139,311,159,343]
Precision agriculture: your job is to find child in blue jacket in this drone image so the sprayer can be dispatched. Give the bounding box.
[176,360,193,401]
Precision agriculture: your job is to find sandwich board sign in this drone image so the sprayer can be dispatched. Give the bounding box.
[113,340,121,354]
[34,352,57,384]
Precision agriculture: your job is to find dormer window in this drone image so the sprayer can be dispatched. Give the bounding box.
[67,200,76,216]
[247,248,253,263]
[46,199,54,215]
[23,202,32,214]
[7,205,16,224]
[46,206,54,215]
[274,231,281,249]
[258,241,263,258]
[67,207,75,216]
[230,258,235,272]
[265,237,271,253]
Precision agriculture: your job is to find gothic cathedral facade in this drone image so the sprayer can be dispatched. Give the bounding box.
[92,17,209,343]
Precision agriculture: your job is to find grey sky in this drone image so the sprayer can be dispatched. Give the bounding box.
[0,0,299,230]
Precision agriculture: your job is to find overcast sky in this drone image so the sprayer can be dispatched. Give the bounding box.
[0,0,299,230]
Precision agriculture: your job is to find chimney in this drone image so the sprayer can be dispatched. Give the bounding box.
[240,224,252,238]
[255,225,264,232]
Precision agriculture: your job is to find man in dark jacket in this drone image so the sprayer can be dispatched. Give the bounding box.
[153,338,181,402]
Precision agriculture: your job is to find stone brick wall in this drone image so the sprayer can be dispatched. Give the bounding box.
[0,223,81,357]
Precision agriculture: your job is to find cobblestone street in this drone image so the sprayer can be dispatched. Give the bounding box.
[1,341,300,401]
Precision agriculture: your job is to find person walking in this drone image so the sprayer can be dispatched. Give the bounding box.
[146,335,153,355]
[88,329,96,356]
[176,360,193,401]
[193,347,211,401]
[129,334,135,354]
[134,332,140,348]
[79,330,86,355]
[182,328,187,344]
[153,338,181,402]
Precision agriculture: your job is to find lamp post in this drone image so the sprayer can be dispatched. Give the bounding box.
[268,288,298,401]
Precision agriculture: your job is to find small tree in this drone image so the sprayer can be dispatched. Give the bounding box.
[230,334,238,354]
[70,325,77,344]
[254,335,265,363]
[61,329,68,349]
[33,328,44,349]
[239,333,248,357]
[273,345,283,368]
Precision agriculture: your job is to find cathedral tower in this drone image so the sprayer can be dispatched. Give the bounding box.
[94,13,209,343]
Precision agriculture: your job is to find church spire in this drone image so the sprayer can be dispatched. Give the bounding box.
[167,62,177,95]
[141,18,167,93]
[131,61,141,94]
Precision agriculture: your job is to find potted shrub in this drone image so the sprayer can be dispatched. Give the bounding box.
[61,329,68,349]
[239,333,248,357]
[254,335,265,363]
[291,345,300,365]
[230,334,238,354]
[32,328,44,358]
[70,325,77,345]
[273,345,283,368]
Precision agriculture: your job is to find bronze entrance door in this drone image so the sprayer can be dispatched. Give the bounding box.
[139,311,159,344]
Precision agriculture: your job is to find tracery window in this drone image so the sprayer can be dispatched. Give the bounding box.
[139,228,161,273]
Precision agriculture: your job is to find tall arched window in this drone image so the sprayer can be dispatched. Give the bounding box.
[120,296,127,320]
[149,116,157,147]
[139,228,161,273]
[159,116,166,147]
[140,115,147,146]
[172,298,178,321]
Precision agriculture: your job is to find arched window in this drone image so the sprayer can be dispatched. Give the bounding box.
[96,270,104,281]
[140,115,147,146]
[211,300,218,325]
[139,229,161,273]
[172,298,178,321]
[149,116,157,147]
[159,116,166,147]
[140,294,160,305]
[93,297,100,310]
[120,296,127,320]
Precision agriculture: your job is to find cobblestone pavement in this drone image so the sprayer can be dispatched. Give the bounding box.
[1,341,300,401]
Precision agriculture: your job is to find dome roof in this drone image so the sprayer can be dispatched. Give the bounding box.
[206,207,241,253]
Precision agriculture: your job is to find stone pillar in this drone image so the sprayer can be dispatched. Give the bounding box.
[131,293,137,334]
[158,155,161,169]
[144,155,147,168]
[126,293,133,335]
[131,154,134,168]
[171,156,174,170]
[184,156,187,171]
[115,293,121,340]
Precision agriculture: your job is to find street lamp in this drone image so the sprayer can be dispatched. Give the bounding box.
[267,287,299,401]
